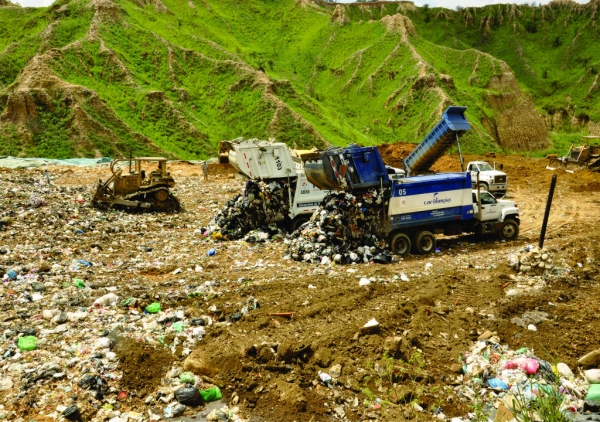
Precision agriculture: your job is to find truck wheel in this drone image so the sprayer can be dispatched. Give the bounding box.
[499,219,519,241]
[291,216,309,232]
[415,231,436,255]
[478,182,489,192]
[391,233,411,257]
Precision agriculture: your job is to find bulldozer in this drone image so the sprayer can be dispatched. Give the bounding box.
[92,157,181,212]
[547,136,600,172]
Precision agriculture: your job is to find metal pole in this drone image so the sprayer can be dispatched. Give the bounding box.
[539,174,557,249]
[477,171,482,221]
[456,133,465,172]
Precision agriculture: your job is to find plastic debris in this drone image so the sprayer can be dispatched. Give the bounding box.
[17,336,38,351]
[145,302,161,313]
[200,386,222,402]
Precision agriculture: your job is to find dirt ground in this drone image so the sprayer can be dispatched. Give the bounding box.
[2,148,600,422]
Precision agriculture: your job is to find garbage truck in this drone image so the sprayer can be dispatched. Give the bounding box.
[220,138,328,231]
[302,145,520,256]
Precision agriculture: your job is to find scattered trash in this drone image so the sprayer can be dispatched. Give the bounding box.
[145,302,161,313]
[174,386,204,406]
[359,277,371,286]
[319,372,332,385]
[17,336,38,351]
[360,318,380,335]
[179,372,196,384]
[200,386,222,402]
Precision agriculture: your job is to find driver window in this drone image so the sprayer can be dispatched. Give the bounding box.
[481,192,496,205]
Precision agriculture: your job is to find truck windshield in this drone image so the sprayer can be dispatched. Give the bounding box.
[477,163,494,171]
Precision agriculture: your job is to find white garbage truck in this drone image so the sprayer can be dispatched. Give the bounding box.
[220,138,328,231]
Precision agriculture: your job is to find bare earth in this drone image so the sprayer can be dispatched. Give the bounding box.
[1,149,599,422]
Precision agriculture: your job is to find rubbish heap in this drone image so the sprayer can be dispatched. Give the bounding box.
[449,334,600,422]
[0,169,251,421]
[509,245,555,275]
[203,179,291,240]
[285,189,391,264]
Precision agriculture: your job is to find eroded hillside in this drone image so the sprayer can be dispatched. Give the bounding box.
[0,0,598,158]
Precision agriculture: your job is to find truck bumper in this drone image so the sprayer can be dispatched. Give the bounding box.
[488,184,507,193]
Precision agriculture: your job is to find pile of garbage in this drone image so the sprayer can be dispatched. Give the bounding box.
[203,179,291,240]
[285,189,391,264]
[509,245,554,275]
[449,333,600,422]
[0,169,253,421]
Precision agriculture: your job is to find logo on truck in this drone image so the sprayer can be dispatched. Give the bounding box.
[424,192,451,205]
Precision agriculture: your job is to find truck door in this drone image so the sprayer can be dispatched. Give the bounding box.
[468,163,479,186]
[479,191,501,220]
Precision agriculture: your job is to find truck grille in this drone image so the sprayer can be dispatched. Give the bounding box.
[494,175,506,184]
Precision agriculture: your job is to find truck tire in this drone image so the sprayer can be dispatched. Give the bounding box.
[499,218,519,241]
[391,233,411,257]
[291,216,310,232]
[478,182,489,192]
[415,231,436,255]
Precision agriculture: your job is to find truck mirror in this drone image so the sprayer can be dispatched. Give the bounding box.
[500,164,504,170]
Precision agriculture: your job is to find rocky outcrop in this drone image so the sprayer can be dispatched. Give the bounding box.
[484,69,549,151]
[331,5,349,25]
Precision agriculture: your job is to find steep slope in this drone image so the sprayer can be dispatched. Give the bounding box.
[406,0,600,139]
[0,0,597,158]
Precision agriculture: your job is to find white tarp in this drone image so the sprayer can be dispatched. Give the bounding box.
[0,157,112,169]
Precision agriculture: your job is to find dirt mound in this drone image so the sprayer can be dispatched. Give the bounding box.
[113,337,175,400]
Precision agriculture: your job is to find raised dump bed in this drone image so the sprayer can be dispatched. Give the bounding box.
[403,106,470,175]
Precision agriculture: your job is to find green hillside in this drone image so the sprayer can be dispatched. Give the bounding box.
[0,0,598,159]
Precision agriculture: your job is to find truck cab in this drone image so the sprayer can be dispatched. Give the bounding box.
[471,189,519,240]
[467,161,508,194]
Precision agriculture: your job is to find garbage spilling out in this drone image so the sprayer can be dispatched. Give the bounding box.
[285,189,391,264]
[203,180,291,240]
[450,335,600,422]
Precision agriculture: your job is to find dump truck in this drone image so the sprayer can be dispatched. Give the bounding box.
[92,157,181,212]
[220,138,328,231]
[302,145,520,256]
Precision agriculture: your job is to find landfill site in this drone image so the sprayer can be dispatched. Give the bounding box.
[2,120,600,421]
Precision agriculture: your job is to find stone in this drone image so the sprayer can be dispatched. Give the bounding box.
[579,349,600,368]
[449,363,463,374]
[477,330,493,341]
[360,318,380,335]
[31,282,46,292]
[329,364,342,379]
[0,377,13,391]
[183,350,220,376]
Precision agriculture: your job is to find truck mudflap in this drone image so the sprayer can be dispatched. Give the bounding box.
[301,146,391,191]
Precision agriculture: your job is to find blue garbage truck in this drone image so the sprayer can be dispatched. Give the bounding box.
[301,147,520,256]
